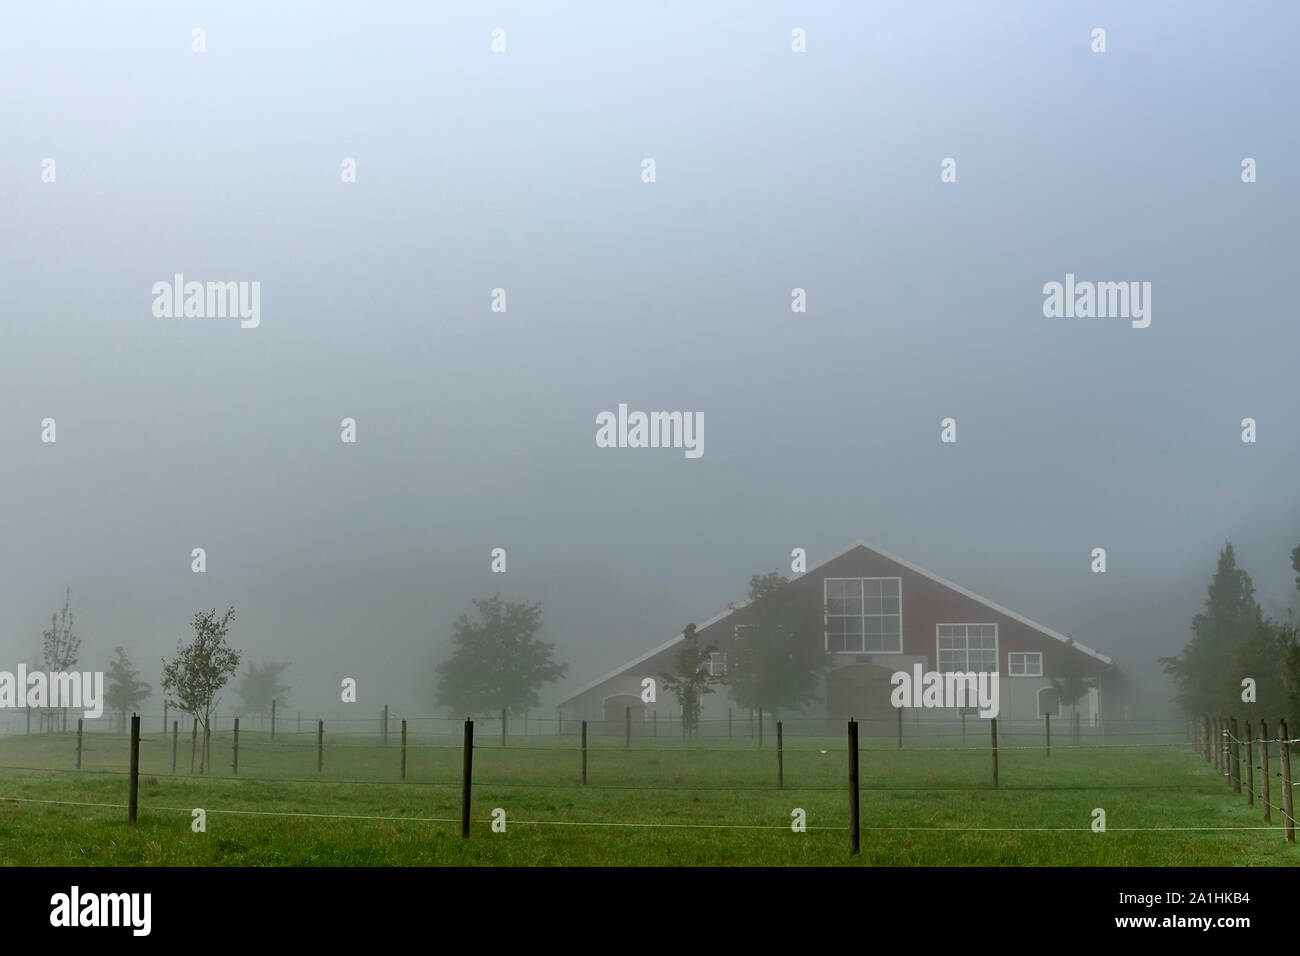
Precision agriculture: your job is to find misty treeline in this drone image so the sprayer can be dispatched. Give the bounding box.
[661,571,831,736]
[1160,543,1300,727]
[431,574,836,733]
[21,592,291,748]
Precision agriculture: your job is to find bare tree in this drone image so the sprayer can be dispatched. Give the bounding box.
[41,588,81,732]
[160,608,241,773]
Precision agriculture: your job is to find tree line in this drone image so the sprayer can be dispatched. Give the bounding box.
[429,573,838,734]
[19,594,291,763]
[1160,542,1300,726]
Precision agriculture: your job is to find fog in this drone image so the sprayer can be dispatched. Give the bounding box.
[1,1,1297,720]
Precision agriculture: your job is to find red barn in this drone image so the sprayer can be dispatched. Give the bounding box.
[556,542,1123,734]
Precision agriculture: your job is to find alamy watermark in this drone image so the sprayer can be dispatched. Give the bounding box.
[1042,273,1151,329]
[152,274,260,328]
[50,886,150,936]
[0,665,103,718]
[595,404,703,459]
[890,664,999,718]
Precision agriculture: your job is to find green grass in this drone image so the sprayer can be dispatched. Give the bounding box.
[0,727,1292,866]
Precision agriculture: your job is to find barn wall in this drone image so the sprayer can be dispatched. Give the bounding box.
[556,545,1120,728]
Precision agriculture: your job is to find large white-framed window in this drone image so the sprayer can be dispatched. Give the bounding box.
[706,651,727,677]
[936,623,998,672]
[1008,651,1042,677]
[824,577,902,654]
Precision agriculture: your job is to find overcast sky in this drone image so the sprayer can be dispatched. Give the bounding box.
[1,0,1297,719]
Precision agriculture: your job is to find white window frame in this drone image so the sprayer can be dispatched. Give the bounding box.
[935,623,998,673]
[707,651,727,677]
[823,577,903,655]
[1007,651,1043,677]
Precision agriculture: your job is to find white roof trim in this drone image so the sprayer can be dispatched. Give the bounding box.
[555,601,757,707]
[555,540,1110,706]
[850,540,1113,666]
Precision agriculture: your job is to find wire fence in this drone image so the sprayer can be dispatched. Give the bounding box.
[1214,715,1298,841]
[0,713,1280,855]
[0,706,1195,742]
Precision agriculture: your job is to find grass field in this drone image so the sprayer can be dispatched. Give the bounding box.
[0,721,1292,866]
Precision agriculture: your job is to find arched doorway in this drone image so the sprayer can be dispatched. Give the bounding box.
[826,663,898,724]
[602,694,646,735]
[1037,686,1061,718]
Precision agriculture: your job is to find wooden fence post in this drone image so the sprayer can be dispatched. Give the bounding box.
[1230,717,1241,793]
[991,718,999,789]
[317,718,324,772]
[190,718,197,773]
[401,719,408,779]
[461,718,474,838]
[233,717,239,775]
[581,720,588,785]
[128,714,140,825]
[171,720,178,773]
[76,718,83,770]
[163,701,168,736]
[758,708,764,748]
[1244,720,1254,807]
[1261,719,1271,825]
[1221,716,1229,778]
[1045,713,1051,757]
[1203,715,1210,761]
[1279,719,1294,843]
[848,719,860,855]
[777,720,784,788]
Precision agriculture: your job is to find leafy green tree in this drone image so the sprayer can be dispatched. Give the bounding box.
[104,646,151,732]
[1051,641,1096,727]
[235,660,291,716]
[1229,608,1288,717]
[727,571,830,719]
[434,595,567,717]
[160,608,241,773]
[1159,543,1259,717]
[1279,544,1300,728]
[659,624,722,737]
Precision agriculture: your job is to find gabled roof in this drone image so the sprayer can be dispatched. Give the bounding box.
[849,540,1113,666]
[555,541,1112,706]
